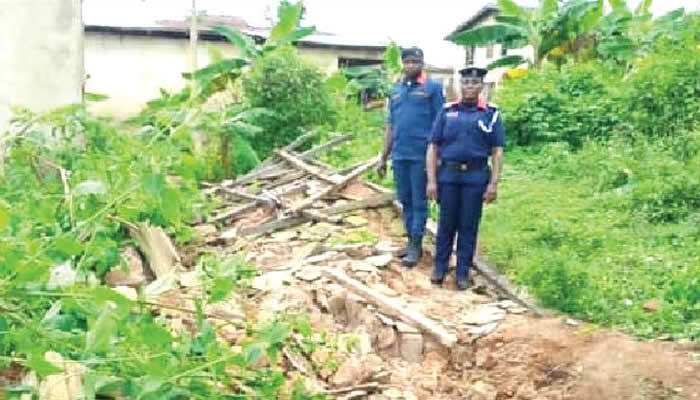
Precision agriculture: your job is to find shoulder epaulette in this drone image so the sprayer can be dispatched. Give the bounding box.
[443,101,458,109]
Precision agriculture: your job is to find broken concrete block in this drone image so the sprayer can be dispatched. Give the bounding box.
[105,246,147,287]
[399,332,424,363]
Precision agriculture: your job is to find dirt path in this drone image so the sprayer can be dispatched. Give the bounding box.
[231,183,700,400]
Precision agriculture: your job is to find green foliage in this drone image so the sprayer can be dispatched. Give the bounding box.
[480,140,700,338]
[495,61,625,147]
[624,45,700,138]
[243,46,335,159]
[0,105,324,399]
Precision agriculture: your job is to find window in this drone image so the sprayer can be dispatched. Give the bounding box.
[465,45,475,65]
[486,44,494,59]
[501,45,508,56]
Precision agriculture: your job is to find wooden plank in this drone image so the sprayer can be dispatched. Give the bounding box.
[322,267,458,348]
[211,202,257,223]
[239,216,307,236]
[232,133,349,187]
[277,149,342,185]
[287,157,377,215]
[299,134,353,160]
[129,222,181,279]
[301,209,342,224]
[238,193,393,237]
[258,130,317,169]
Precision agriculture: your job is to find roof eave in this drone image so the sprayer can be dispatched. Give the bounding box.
[444,5,500,41]
[84,25,387,52]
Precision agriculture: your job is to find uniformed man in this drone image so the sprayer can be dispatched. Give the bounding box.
[425,67,505,290]
[377,46,445,267]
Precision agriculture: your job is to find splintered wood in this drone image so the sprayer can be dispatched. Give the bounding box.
[206,134,389,239]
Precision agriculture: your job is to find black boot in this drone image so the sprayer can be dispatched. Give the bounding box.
[456,276,471,291]
[430,270,445,285]
[401,237,423,268]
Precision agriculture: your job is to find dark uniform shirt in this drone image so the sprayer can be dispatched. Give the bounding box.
[429,101,506,183]
[387,73,444,161]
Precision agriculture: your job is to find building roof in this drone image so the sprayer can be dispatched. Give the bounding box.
[84,15,388,52]
[444,3,500,41]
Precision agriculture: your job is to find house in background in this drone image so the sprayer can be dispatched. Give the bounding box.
[445,3,533,98]
[84,15,389,116]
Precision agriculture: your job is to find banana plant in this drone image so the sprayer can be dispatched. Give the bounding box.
[182,1,315,100]
[449,0,603,69]
[596,0,685,66]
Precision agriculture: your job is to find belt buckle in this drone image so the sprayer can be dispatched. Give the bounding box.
[459,163,468,171]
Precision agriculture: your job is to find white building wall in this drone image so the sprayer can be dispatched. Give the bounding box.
[0,0,84,131]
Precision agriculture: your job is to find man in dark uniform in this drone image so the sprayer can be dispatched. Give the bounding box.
[425,67,505,290]
[377,47,445,267]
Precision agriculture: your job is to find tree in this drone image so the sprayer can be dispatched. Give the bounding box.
[596,0,685,69]
[449,0,604,69]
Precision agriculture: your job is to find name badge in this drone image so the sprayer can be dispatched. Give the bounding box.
[411,90,429,98]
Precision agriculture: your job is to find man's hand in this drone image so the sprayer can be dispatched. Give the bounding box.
[483,183,498,204]
[426,181,438,202]
[376,157,387,178]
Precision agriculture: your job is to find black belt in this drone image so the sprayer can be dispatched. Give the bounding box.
[438,159,487,172]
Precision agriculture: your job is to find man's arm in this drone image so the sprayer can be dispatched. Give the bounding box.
[426,143,439,201]
[426,108,445,201]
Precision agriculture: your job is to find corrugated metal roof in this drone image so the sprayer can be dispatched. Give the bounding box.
[444,3,500,41]
[83,14,389,51]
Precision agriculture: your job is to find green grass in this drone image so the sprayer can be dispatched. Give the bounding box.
[480,144,700,339]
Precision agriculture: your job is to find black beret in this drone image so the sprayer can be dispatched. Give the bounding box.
[401,47,424,60]
[459,67,488,78]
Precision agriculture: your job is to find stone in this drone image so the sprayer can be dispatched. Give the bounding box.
[331,357,364,387]
[355,330,374,356]
[328,291,347,319]
[193,224,217,237]
[462,306,506,325]
[251,270,292,292]
[643,299,662,313]
[497,300,518,309]
[377,313,395,326]
[421,351,448,372]
[470,381,497,400]
[383,388,403,399]
[350,260,375,273]
[178,270,203,288]
[270,230,297,241]
[345,294,367,327]
[38,351,88,400]
[306,251,340,264]
[104,247,147,287]
[377,326,397,350]
[342,245,376,259]
[566,318,580,326]
[476,352,498,370]
[366,254,393,269]
[508,306,527,314]
[113,286,138,301]
[296,267,322,282]
[396,321,420,333]
[375,240,400,254]
[399,332,424,363]
[468,322,499,337]
[345,215,369,227]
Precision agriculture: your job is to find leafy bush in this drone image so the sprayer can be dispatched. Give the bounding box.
[495,62,626,148]
[624,46,700,138]
[243,46,335,159]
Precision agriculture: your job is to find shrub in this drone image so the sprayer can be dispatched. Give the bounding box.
[243,46,335,159]
[495,62,626,148]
